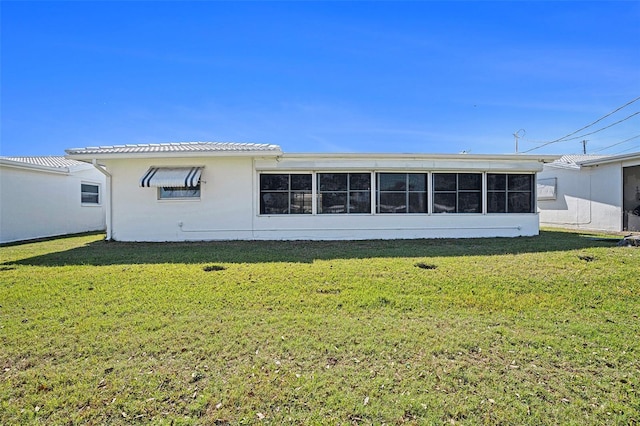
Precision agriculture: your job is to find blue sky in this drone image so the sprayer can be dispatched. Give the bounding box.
[2,1,639,156]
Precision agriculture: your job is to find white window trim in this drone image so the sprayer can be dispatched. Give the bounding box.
[255,170,538,216]
[537,177,557,201]
[257,172,314,215]
[486,172,536,214]
[156,185,202,201]
[316,171,374,215]
[375,172,429,214]
[81,182,102,206]
[432,172,484,214]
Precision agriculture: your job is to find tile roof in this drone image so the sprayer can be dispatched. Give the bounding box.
[0,156,89,169]
[548,154,608,169]
[65,142,282,155]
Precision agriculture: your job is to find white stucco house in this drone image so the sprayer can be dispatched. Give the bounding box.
[0,156,106,244]
[65,142,557,242]
[537,152,640,233]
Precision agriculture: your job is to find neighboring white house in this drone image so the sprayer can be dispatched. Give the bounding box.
[537,152,640,233]
[0,156,106,244]
[65,142,557,242]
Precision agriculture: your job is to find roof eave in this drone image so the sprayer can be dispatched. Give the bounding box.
[282,152,560,162]
[0,158,71,174]
[577,152,640,167]
[545,163,581,170]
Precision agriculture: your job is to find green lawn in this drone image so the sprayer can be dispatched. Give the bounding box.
[1,230,638,425]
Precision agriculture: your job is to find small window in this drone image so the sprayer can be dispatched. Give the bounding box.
[158,184,201,200]
[487,174,534,213]
[377,173,427,213]
[81,183,100,204]
[260,174,312,214]
[433,173,482,213]
[318,173,371,214]
[537,178,557,201]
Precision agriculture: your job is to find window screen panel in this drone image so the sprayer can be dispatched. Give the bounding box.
[260,174,289,191]
[433,193,456,213]
[379,193,407,213]
[408,173,427,191]
[458,173,482,190]
[408,193,427,213]
[508,192,533,213]
[319,192,347,214]
[379,173,407,191]
[434,174,457,191]
[261,192,289,214]
[319,173,347,191]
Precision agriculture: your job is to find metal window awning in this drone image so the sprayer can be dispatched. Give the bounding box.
[140,167,203,188]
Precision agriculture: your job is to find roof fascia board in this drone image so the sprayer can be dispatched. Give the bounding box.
[259,155,553,172]
[544,162,582,171]
[577,152,640,167]
[282,153,559,162]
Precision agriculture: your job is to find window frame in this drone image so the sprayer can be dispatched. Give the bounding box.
[376,172,428,214]
[81,182,101,205]
[157,184,201,200]
[317,172,372,214]
[432,173,483,214]
[252,170,539,216]
[487,173,535,213]
[259,173,313,215]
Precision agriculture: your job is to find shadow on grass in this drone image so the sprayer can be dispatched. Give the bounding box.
[0,231,105,247]
[2,230,622,267]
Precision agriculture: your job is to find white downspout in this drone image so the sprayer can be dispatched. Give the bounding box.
[91,160,113,240]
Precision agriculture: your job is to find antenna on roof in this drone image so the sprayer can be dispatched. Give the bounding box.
[513,129,526,153]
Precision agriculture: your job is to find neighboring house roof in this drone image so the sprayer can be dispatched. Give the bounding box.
[546,155,607,169]
[546,152,640,169]
[0,156,92,173]
[576,151,640,167]
[66,142,283,158]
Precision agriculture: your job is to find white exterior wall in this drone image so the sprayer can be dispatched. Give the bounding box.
[102,155,543,241]
[253,214,538,240]
[106,157,257,241]
[0,165,106,243]
[537,163,623,232]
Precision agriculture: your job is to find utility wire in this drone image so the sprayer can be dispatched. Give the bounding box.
[523,111,639,152]
[522,95,640,153]
[611,145,640,155]
[591,134,640,153]
[554,96,639,140]
[548,112,638,142]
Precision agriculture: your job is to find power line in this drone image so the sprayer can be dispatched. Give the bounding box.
[611,145,640,155]
[549,112,639,142]
[591,134,640,153]
[554,96,639,141]
[522,95,640,153]
[523,111,639,152]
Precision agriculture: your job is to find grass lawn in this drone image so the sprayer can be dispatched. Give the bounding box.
[1,229,638,425]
